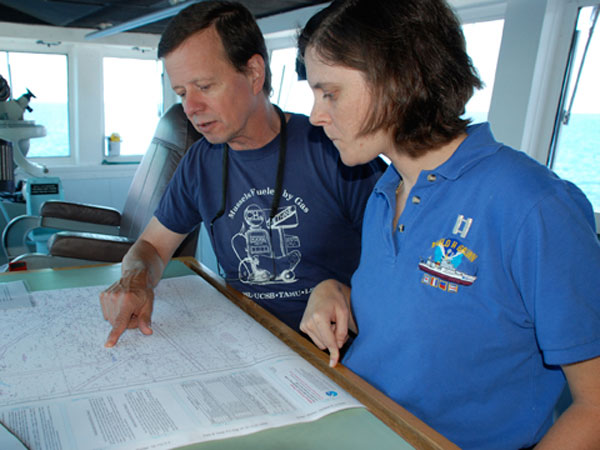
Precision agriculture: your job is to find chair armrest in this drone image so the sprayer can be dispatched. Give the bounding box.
[40,200,121,235]
[6,252,110,271]
[1,215,42,258]
[48,231,134,263]
[41,200,121,226]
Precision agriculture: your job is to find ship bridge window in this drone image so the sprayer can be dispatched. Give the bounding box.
[102,57,163,157]
[269,46,313,115]
[548,5,600,220]
[462,19,504,123]
[0,50,69,158]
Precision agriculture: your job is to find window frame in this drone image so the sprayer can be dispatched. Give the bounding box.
[0,42,73,164]
[514,0,600,227]
[101,54,165,161]
[0,22,161,173]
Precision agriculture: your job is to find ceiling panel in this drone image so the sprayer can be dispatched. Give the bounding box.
[0,0,329,35]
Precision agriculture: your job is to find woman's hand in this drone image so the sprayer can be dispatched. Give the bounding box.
[300,279,356,367]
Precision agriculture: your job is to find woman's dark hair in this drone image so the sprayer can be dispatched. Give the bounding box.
[158,1,271,96]
[298,0,482,157]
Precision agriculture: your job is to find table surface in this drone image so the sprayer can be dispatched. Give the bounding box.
[0,258,459,450]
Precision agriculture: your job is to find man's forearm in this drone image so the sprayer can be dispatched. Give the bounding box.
[121,239,166,288]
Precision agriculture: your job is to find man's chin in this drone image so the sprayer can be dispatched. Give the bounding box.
[198,132,227,145]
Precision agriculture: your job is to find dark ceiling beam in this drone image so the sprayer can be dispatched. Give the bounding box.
[84,0,201,40]
[0,0,102,26]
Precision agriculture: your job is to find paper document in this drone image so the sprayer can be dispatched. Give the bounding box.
[0,280,33,310]
[0,275,362,450]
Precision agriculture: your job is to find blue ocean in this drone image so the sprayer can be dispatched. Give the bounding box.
[23,102,69,158]
[22,104,600,213]
[550,113,600,214]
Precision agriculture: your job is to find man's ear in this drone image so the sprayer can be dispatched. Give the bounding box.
[246,54,266,95]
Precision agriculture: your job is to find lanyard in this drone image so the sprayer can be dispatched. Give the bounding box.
[210,105,287,232]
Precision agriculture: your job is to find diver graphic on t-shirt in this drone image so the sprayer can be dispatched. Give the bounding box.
[231,203,301,284]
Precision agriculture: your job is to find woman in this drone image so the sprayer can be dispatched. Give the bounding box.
[298,0,600,448]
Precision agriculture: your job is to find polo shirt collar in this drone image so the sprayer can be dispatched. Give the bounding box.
[374,121,503,201]
[373,164,402,206]
[435,122,503,181]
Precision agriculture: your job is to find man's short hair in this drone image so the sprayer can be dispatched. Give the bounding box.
[159,1,272,96]
[299,0,482,157]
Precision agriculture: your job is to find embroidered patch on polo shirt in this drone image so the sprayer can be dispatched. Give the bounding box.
[418,215,478,293]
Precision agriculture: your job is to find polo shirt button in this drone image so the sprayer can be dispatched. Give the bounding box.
[398,224,405,232]
[427,174,437,182]
[412,196,421,204]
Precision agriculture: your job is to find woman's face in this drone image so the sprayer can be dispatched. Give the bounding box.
[305,46,393,166]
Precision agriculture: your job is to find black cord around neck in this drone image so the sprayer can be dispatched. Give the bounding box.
[270,105,287,219]
[210,105,287,231]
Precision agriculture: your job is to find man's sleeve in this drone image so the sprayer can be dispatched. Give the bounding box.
[154,148,203,234]
[335,154,388,228]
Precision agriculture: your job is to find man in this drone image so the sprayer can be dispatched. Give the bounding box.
[100,1,384,346]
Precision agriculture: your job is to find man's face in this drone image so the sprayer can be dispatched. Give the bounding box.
[164,26,262,148]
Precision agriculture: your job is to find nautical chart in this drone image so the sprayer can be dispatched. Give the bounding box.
[0,275,361,450]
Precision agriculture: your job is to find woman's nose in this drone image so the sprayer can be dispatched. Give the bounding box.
[309,101,330,127]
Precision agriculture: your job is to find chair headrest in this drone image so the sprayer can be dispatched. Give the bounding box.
[153,103,201,149]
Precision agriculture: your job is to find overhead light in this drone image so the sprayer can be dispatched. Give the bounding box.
[85,0,202,40]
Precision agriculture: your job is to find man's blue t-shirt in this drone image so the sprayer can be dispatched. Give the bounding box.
[156,113,385,330]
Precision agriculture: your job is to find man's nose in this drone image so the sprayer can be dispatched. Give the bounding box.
[183,91,207,117]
